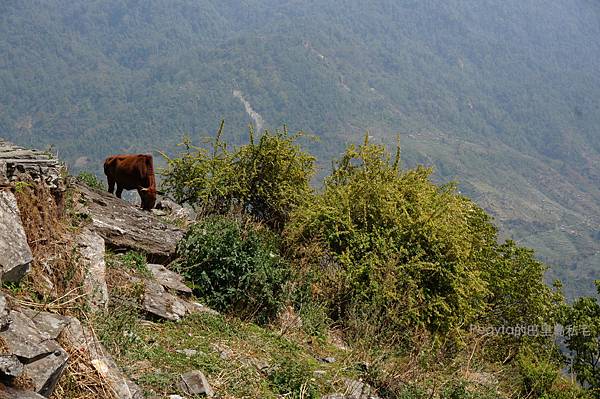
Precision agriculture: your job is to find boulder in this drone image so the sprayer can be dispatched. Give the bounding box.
[72,183,184,263]
[147,264,192,295]
[177,370,214,397]
[77,228,109,309]
[0,190,33,283]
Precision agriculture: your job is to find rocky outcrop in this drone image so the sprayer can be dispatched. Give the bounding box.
[0,190,33,283]
[0,138,65,199]
[72,183,184,263]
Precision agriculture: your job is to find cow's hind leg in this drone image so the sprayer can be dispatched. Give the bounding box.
[116,185,123,198]
[107,176,115,194]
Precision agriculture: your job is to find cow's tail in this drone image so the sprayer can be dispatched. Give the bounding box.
[103,157,113,176]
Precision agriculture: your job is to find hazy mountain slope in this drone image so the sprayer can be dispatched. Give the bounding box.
[1,0,599,297]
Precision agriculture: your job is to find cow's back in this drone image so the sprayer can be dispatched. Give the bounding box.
[104,154,153,190]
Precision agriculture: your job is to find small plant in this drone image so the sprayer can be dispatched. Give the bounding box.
[13,181,32,193]
[120,251,152,278]
[269,356,319,398]
[77,171,105,190]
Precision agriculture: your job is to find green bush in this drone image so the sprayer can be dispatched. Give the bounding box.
[161,124,315,230]
[286,137,496,336]
[175,215,289,323]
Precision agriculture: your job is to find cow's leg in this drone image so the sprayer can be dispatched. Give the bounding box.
[116,185,123,198]
[107,177,115,194]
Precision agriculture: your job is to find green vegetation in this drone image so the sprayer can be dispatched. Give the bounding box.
[2,0,599,298]
[155,130,594,397]
[175,215,289,324]
[561,281,600,396]
[162,124,315,230]
[76,171,105,190]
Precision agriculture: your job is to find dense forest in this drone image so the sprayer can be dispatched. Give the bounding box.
[1,0,600,297]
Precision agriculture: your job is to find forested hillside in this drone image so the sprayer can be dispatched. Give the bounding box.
[1,0,599,297]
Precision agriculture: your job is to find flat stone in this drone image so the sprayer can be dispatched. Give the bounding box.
[77,228,109,309]
[0,311,54,360]
[0,190,33,283]
[147,264,192,295]
[72,183,184,263]
[23,345,68,396]
[177,370,214,397]
[143,280,187,321]
[0,355,24,378]
[20,309,69,340]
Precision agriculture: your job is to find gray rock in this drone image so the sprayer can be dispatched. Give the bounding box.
[0,310,69,397]
[342,378,380,399]
[23,345,69,396]
[0,311,55,360]
[0,384,47,398]
[0,293,9,329]
[183,301,219,316]
[0,355,24,378]
[0,190,33,283]
[177,370,214,397]
[77,228,109,309]
[72,183,184,263]
[155,199,196,222]
[318,356,336,364]
[147,263,192,295]
[143,280,187,321]
[20,309,69,340]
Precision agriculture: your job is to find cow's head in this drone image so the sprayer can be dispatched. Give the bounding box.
[138,186,157,210]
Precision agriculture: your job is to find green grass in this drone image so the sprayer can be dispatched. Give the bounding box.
[107,312,356,398]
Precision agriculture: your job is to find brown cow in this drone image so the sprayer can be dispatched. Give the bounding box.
[103,154,157,210]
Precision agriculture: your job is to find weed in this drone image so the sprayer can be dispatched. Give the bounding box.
[77,171,105,190]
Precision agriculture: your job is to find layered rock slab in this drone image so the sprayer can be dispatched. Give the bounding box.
[0,190,33,283]
[72,182,184,262]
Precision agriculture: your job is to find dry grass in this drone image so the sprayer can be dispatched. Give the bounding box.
[14,181,85,302]
[11,181,117,399]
